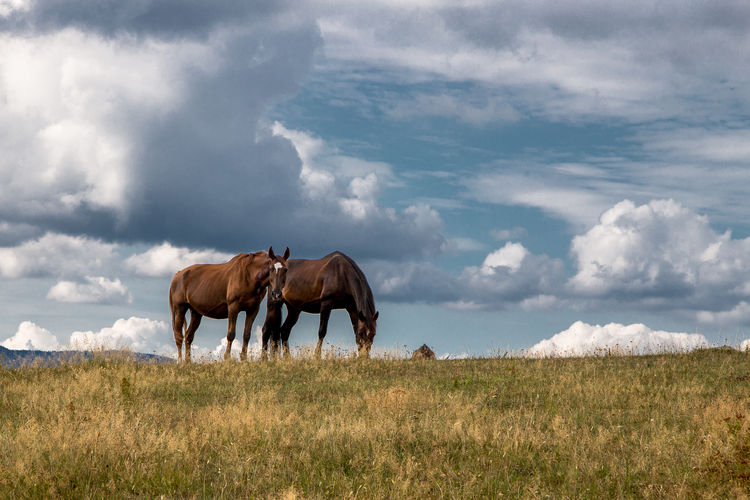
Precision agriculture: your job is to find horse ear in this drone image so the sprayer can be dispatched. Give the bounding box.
[268,246,275,259]
[373,311,379,322]
[283,247,290,260]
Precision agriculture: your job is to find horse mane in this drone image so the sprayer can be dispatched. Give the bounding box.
[331,252,376,316]
[228,250,267,264]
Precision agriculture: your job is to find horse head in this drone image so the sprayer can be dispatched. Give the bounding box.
[267,246,290,303]
[355,310,379,356]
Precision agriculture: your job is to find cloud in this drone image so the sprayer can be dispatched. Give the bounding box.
[123,242,234,278]
[481,242,529,275]
[70,316,170,353]
[313,0,750,123]
[365,241,565,309]
[461,149,750,239]
[367,261,462,304]
[460,249,565,306]
[46,276,133,304]
[0,27,213,222]
[520,294,563,312]
[441,237,485,254]
[1,321,60,350]
[0,3,318,248]
[366,199,750,326]
[0,232,119,279]
[462,165,615,230]
[0,5,448,260]
[643,128,750,164]
[174,325,265,362]
[697,302,750,327]
[381,90,519,126]
[568,200,750,311]
[312,2,750,237]
[268,123,446,258]
[527,321,710,358]
[0,0,285,39]
[491,227,528,241]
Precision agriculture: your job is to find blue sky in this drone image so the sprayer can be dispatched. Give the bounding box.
[1,0,750,357]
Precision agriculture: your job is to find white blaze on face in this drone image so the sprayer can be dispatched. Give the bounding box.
[274,262,283,270]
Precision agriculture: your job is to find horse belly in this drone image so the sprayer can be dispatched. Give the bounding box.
[299,302,321,314]
[192,302,229,319]
[210,303,231,319]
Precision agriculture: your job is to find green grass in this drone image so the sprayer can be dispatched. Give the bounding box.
[1,347,749,499]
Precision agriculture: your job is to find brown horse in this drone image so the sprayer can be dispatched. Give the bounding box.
[169,246,289,363]
[260,247,290,361]
[262,251,378,359]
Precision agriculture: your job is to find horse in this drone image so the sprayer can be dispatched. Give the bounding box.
[262,251,378,359]
[260,247,290,361]
[169,246,290,363]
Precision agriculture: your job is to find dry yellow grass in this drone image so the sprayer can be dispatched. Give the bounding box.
[0,346,748,499]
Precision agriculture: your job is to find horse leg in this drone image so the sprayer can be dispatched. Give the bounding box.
[240,303,261,362]
[313,306,332,360]
[260,315,270,362]
[279,307,302,360]
[184,309,202,364]
[224,305,240,362]
[270,304,283,360]
[172,303,188,362]
[261,298,281,362]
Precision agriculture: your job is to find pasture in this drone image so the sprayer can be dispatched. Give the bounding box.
[0,346,748,499]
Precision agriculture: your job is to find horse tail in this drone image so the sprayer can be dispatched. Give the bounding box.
[168,284,176,333]
[168,276,184,336]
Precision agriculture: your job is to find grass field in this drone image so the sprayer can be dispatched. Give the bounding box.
[1,346,749,499]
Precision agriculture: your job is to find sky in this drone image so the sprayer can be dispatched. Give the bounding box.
[1,0,750,358]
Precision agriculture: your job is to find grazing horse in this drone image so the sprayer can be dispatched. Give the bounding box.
[169,247,289,363]
[262,252,379,359]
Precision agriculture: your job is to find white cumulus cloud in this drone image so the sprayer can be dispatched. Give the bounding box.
[482,241,529,275]
[0,28,215,219]
[70,317,170,353]
[697,302,750,326]
[1,321,59,351]
[123,242,234,278]
[183,326,265,362]
[568,199,750,310]
[0,232,119,279]
[272,121,393,217]
[46,276,133,304]
[527,321,710,358]
[366,241,565,310]
[271,122,446,257]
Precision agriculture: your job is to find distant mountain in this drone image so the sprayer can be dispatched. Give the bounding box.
[0,345,173,368]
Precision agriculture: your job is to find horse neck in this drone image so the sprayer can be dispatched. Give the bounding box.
[238,252,270,283]
[344,263,375,316]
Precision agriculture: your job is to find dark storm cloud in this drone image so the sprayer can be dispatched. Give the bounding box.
[363,251,566,310]
[440,0,750,48]
[118,23,445,258]
[124,24,312,250]
[0,0,284,38]
[0,0,447,260]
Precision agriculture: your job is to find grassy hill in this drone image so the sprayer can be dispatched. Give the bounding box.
[0,345,171,368]
[1,347,748,499]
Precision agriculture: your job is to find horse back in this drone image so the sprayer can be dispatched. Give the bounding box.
[170,253,269,318]
[283,252,365,311]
